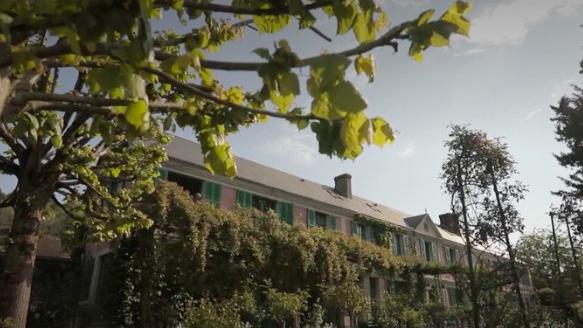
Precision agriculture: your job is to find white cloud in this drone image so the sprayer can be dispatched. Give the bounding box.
[468,0,583,47]
[396,141,416,159]
[522,78,577,121]
[389,0,429,8]
[522,107,545,121]
[257,124,317,166]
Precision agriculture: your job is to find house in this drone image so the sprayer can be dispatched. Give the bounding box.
[84,136,535,326]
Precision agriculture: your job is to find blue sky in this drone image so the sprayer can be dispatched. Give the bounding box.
[2,0,583,233]
[199,0,583,232]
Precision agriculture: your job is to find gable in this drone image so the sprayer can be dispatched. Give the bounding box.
[414,215,442,239]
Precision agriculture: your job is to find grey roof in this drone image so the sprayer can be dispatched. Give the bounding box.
[404,214,426,228]
[165,136,412,227]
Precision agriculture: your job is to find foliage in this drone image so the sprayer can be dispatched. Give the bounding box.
[182,299,245,328]
[551,83,583,200]
[101,181,462,327]
[0,0,471,323]
[441,124,532,328]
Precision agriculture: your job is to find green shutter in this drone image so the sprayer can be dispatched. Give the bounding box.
[159,168,168,180]
[351,221,358,236]
[392,234,398,255]
[419,239,426,260]
[307,209,316,227]
[236,190,252,208]
[365,226,374,242]
[326,216,336,231]
[202,181,221,207]
[276,202,293,225]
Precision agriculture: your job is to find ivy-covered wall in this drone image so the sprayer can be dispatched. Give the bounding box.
[95,182,464,328]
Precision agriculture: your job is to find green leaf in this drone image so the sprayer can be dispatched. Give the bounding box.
[270,91,294,113]
[408,43,423,62]
[440,1,471,36]
[253,13,290,33]
[371,117,394,147]
[202,142,237,177]
[340,112,367,159]
[287,0,316,28]
[309,54,351,90]
[416,9,435,26]
[278,71,300,96]
[328,81,367,113]
[353,8,375,43]
[333,1,357,35]
[50,134,63,149]
[354,54,375,82]
[253,48,271,60]
[125,100,149,130]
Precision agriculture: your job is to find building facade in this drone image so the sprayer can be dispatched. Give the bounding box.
[83,136,534,326]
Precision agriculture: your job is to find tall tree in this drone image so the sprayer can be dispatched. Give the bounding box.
[0,1,472,326]
[478,138,529,328]
[551,84,583,201]
[441,125,491,328]
[517,229,583,326]
[556,196,583,299]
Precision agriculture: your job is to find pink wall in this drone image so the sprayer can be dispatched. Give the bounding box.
[294,205,307,227]
[345,219,353,236]
[220,185,235,210]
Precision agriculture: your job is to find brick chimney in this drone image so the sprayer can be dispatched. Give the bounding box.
[439,213,461,235]
[334,173,352,199]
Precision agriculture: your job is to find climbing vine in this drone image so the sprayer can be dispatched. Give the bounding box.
[100,182,468,327]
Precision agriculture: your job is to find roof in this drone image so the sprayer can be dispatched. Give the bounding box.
[165,137,411,227]
[164,136,503,257]
[404,214,426,228]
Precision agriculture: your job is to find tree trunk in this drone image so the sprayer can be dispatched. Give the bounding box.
[564,215,583,299]
[0,187,49,328]
[0,68,11,120]
[489,170,530,328]
[457,164,481,328]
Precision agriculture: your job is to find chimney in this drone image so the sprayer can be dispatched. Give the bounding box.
[439,213,461,235]
[334,173,352,199]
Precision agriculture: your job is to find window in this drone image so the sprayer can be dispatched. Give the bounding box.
[307,209,336,230]
[444,247,458,264]
[352,222,365,239]
[447,287,463,306]
[369,277,379,300]
[276,202,293,225]
[392,234,405,256]
[449,248,457,264]
[386,280,409,295]
[252,194,277,212]
[166,171,203,196]
[447,287,456,306]
[419,239,435,261]
[164,170,221,206]
[201,181,221,207]
[235,190,253,208]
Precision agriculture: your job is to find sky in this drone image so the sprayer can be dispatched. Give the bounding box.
[2,0,583,234]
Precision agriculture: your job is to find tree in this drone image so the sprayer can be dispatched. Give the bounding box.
[0,0,472,326]
[517,229,583,326]
[441,125,491,328]
[551,84,583,200]
[478,137,530,328]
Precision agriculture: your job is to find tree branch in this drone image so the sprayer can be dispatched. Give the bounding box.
[0,23,407,73]
[0,122,24,155]
[0,155,18,176]
[157,0,332,15]
[141,67,322,121]
[193,22,406,71]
